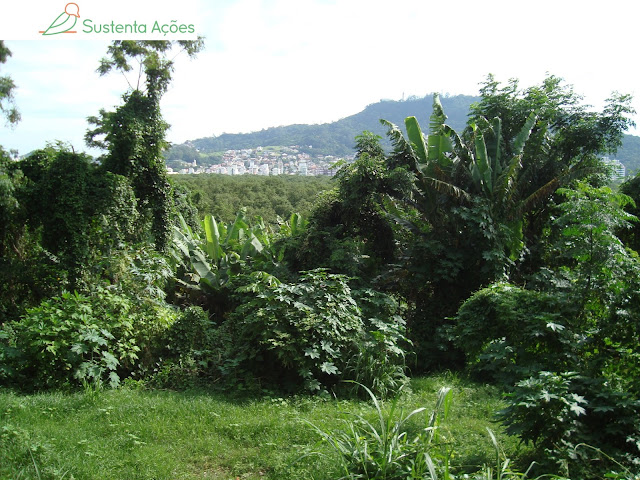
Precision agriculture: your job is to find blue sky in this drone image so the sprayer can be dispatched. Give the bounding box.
[1,0,638,156]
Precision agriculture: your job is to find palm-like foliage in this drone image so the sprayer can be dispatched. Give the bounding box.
[381,94,538,226]
[172,210,288,298]
[379,94,542,274]
[382,94,470,222]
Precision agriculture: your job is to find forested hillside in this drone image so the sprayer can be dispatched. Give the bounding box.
[171,94,476,157]
[617,133,640,173]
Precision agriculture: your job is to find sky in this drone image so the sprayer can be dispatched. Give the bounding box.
[1,0,639,156]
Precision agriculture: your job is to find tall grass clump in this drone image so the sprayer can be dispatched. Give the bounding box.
[306,383,575,480]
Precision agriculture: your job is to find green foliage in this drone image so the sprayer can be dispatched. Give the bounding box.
[499,373,640,479]
[0,241,184,391]
[454,284,576,385]
[307,384,565,480]
[0,41,20,126]
[453,182,640,475]
[1,286,181,390]
[228,269,361,391]
[172,173,332,224]
[87,41,203,250]
[296,135,411,278]
[147,306,214,389]
[171,209,291,314]
[87,90,173,249]
[0,145,142,320]
[221,270,409,395]
[2,290,141,389]
[617,172,640,252]
[307,384,453,479]
[344,290,411,399]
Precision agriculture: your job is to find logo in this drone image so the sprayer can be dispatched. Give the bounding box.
[32,2,196,39]
[39,3,80,35]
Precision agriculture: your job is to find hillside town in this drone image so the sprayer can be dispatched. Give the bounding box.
[167,145,353,176]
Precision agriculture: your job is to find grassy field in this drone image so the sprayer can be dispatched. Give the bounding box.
[0,374,530,480]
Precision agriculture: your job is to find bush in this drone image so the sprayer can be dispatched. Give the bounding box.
[1,288,179,390]
[147,306,215,389]
[499,372,640,478]
[455,282,640,476]
[454,283,576,385]
[222,269,410,395]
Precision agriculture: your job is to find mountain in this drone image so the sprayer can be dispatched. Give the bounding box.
[176,94,477,158]
[166,94,640,174]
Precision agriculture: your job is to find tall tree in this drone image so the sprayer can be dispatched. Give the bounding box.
[86,40,203,249]
[0,41,20,126]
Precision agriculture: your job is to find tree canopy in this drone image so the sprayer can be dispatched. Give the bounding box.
[0,41,20,126]
[86,40,204,249]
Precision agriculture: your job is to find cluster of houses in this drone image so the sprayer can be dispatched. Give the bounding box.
[167,146,353,176]
[166,147,628,181]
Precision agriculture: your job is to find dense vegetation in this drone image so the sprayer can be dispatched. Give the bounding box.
[172,173,332,223]
[2,41,640,479]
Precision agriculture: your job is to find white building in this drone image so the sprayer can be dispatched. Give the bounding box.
[603,157,626,179]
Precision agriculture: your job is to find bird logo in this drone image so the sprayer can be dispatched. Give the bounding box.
[39,3,80,35]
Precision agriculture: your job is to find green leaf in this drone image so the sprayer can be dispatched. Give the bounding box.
[405,116,427,164]
[203,214,222,263]
[320,362,339,375]
[101,351,119,370]
[304,348,320,359]
[108,371,121,388]
[71,343,88,355]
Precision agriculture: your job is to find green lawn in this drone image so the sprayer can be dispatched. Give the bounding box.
[0,374,528,480]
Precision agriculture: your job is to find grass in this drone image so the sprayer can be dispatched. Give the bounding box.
[0,374,530,480]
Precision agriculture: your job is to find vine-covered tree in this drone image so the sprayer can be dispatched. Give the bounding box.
[86,40,204,249]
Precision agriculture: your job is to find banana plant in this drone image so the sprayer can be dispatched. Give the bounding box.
[172,210,306,296]
[468,111,537,209]
[277,212,309,237]
[382,93,470,223]
[173,210,260,292]
[381,95,541,268]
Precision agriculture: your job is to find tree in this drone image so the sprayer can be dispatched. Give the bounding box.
[318,77,635,371]
[468,75,636,275]
[619,172,640,253]
[86,40,203,250]
[0,41,20,126]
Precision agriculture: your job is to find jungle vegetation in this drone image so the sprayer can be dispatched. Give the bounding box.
[2,41,640,479]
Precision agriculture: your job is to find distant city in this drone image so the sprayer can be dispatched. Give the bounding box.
[167,145,354,176]
[168,146,627,181]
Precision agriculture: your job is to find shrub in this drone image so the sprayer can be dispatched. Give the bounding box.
[455,283,640,476]
[454,283,576,385]
[223,269,410,395]
[147,306,215,389]
[1,288,178,390]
